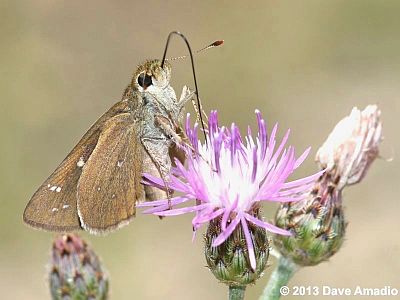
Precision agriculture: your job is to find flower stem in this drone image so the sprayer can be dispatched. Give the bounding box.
[229,285,246,300]
[259,256,298,300]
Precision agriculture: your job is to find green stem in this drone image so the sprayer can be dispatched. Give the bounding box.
[229,285,246,300]
[259,256,298,300]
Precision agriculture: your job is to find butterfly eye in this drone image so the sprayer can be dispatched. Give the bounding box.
[137,73,152,88]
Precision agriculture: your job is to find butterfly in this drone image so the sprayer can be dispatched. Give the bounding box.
[23,57,194,234]
[23,32,223,234]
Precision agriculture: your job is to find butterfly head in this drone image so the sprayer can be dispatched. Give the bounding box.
[132,60,172,92]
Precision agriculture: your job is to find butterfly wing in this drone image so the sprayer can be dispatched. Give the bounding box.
[23,100,130,231]
[77,113,144,234]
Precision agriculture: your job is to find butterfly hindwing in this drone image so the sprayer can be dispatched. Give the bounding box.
[77,113,144,234]
[23,100,130,231]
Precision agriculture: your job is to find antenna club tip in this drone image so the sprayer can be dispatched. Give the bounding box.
[214,40,224,46]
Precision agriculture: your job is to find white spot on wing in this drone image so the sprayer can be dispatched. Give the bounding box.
[77,157,85,167]
[111,194,116,199]
[97,187,101,191]
[62,204,70,209]
[49,185,62,192]
[117,160,124,167]
[52,208,59,212]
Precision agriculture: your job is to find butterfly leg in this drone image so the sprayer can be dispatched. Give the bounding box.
[178,86,208,125]
[140,136,174,209]
[177,85,195,110]
[154,114,216,173]
[155,115,183,145]
[179,86,208,125]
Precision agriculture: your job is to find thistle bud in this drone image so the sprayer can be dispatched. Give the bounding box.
[49,234,109,300]
[204,212,270,286]
[274,105,382,266]
[274,174,346,266]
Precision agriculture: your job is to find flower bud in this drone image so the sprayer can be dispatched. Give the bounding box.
[204,211,270,286]
[274,105,382,266]
[274,173,346,266]
[49,234,109,300]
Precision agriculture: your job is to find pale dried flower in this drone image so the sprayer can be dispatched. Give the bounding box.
[316,105,382,190]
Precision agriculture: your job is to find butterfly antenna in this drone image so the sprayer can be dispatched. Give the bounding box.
[161,31,207,143]
[167,40,224,62]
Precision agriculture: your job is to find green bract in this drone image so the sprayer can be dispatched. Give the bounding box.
[205,213,270,286]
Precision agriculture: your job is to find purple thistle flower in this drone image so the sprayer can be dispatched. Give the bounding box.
[138,110,322,270]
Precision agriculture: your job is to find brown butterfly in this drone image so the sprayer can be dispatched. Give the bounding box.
[23,32,215,234]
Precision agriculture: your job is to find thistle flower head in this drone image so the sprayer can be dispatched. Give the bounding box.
[316,105,382,189]
[274,105,383,266]
[139,110,321,270]
[49,234,108,300]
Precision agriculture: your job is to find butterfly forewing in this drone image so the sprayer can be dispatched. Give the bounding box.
[23,100,130,231]
[77,113,144,234]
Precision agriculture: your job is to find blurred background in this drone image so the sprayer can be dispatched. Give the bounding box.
[1,1,399,299]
